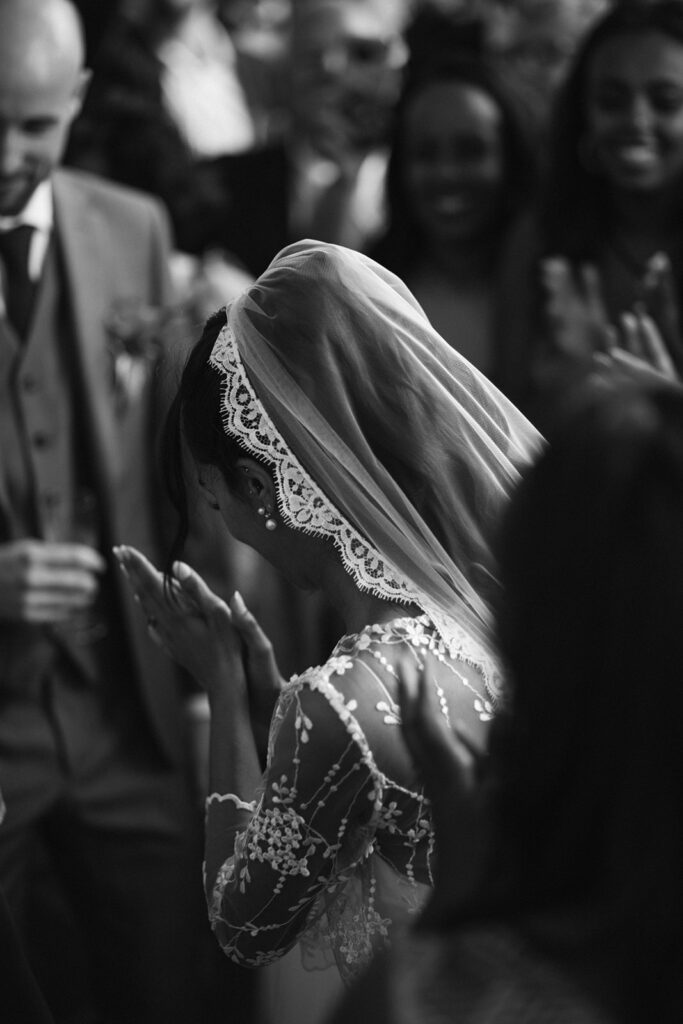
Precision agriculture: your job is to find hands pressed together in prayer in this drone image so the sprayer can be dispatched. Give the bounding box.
[113,546,283,757]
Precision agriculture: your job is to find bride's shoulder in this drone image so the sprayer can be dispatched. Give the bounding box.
[279,613,501,726]
[277,617,429,727]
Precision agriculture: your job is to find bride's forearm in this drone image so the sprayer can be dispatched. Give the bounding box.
[207,678,263,807]
[204,682,264,896]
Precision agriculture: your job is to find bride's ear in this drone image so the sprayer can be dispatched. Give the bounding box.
[235,456,277,513]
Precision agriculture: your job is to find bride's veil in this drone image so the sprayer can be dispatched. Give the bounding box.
[209,240,543,696]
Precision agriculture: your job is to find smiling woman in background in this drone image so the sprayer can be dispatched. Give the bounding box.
[504,0,683,423]
[369,54,537,397]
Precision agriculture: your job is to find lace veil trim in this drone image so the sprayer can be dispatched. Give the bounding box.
[210,320,488,666]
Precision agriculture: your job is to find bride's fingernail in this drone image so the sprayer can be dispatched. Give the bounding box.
[232,590,246,614]
[173,561,192,581]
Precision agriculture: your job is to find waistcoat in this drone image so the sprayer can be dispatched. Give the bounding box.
[0,239,128,692]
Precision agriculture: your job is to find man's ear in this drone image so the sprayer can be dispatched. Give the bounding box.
[235,457,277,513]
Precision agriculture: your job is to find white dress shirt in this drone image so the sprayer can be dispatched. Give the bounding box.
[0,180,53,318]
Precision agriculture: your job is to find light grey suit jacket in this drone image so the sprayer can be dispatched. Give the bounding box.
[0,167,191,763]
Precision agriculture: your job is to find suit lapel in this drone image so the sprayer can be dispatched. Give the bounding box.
[52,171,119,477]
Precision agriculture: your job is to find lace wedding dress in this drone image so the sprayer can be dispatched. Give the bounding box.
[204,613,496,1020]
[196,239,542,1022]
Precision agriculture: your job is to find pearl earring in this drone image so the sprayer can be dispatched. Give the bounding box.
[257,503,277,530]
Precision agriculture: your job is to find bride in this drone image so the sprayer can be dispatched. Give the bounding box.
[115,240,541,1021]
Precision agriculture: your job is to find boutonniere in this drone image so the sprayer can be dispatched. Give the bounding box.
[104,299,166,411]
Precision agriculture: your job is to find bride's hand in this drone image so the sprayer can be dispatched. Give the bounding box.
[114,545,245,701]
[227,590,285,766]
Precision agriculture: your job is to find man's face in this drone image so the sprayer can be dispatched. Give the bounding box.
[290,0,407,153]
[0,55,86,215]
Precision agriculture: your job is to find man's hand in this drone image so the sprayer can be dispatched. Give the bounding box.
[0,539,106,623]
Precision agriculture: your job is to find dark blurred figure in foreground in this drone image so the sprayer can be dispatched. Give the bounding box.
[334,370,683,1024]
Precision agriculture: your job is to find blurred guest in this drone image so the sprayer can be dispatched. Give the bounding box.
[369,55,537,391]
[68,0,288,276]
[333,373,683,1024]
[287,0,410,251]
[0,1,245,1020]
[486,0,610,124]
[499,0,683,425]
[220,0,291,67]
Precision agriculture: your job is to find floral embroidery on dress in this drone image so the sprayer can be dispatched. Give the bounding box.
[204,615,495,980]
[245,802,325,877]
[332,903,391,971]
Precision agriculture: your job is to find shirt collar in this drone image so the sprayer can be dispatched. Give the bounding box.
[0,180,54,233]
[0,181,54,283]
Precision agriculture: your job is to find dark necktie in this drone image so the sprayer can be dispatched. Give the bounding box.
[0,225,37,340]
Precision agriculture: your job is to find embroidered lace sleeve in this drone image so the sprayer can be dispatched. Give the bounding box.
[204,668,381,968]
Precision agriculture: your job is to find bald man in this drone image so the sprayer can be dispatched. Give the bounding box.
[0,2,235,1020]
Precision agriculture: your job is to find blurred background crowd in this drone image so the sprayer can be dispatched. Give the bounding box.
[65,0,680,429]
[3,1,683,1022]
[57,0,634,706]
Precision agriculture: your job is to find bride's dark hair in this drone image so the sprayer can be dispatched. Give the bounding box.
[161,299,476,576]
[161,297,465,574]
[161,240,539,655]
[161,309,256,569]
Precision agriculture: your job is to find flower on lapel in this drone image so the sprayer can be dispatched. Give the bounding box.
[104,298,164,411]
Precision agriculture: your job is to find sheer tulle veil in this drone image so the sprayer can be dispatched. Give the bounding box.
[209,240,543,695]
